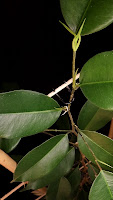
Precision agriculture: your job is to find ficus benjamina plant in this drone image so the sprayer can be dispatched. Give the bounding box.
[1,0,113,200]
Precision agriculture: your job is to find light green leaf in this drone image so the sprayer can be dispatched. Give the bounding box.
[60,0,113,35]
[77,130,113,171]
[46,177,72,200]
[89,170,113,200]
[13,134,69,182]
[22,147,75,191]
[77,100,113,131]
[0,90,61,138]
[0,138,21,153]
[80,51,113,110]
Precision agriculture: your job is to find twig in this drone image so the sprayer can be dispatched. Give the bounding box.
[108,118,113,139]
[0,149,17,173]
[47,73,80,97]
[35,193,46,200]
[0,182,28,200]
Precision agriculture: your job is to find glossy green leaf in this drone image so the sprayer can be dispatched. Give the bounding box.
[0,138,21,153]
[0,90,61,138]
[89,170,113,200]
[22,147,75,191]
[77,130,113,171]
[46,177,72,200]
[13,134,69,182]
[67,166,81,198]
[77,100,113,131]
[60,0,113,35]
[80,51,113,110]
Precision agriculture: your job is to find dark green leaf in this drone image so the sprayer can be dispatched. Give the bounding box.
[78,190,88,200]
[78,130,113,171]
[77,100,113,131]
[0,138,21,153]
[67,166,81,198]
[22,147,75,191]
[60,0,113,35]
[80,51,113,110]
[46,177,72,200]
[89,170,113,200]
[54,114,70,130]
[13,134,69,182]
[88,163,99,182]
[0,90,61,138]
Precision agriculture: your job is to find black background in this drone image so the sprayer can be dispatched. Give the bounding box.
[0,0,113,199]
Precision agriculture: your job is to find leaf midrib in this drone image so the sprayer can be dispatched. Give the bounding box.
[0,108,61,115]
[76,0,92,33]
[80,80,113,87]
[101,171,113,199]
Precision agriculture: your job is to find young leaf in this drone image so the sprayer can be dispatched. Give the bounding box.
[77,100,113,131]
[77,130,113,171]
[22,147,75,191]
[60,0,113,35]
[80,51,113,110]
[13,134,69,182]
[46,177,72,200]
[89,170,113,200]
[0,138,21,153]
[0,90,61,138]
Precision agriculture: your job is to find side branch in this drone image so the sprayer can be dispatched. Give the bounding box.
[48,73,80,97]
[0,149,17,173]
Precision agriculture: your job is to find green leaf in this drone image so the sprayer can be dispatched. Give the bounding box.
[88,163,99,182]
[0,90,61,138]
[77,100,113,131]
[22,147,75,191]
[89,170,113,200]
[46,177,72,200]
[77,130,113,171]
[13,134,69,182]
[80,51,113,110]
[60,0,113,35]
[67,166,81,198]
[54,114,70,130]
[78,190,88,200]
[0,138,21,153]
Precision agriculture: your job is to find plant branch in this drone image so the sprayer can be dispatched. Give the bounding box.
[79,131,102,171]
[108,118,113,139]
[47,73,80,98]
[0,182,28,200]
[0,149,17,173]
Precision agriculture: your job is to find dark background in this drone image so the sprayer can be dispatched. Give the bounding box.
[0,0,113,199]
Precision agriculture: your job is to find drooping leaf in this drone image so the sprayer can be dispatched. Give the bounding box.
[77,130,113,171]
[46,177,72,200]
[67,166,81,198]
[22,147,75,191]
[60,0,113,35]
[77,100,113,131]
[0,137,21,153]
[13,134,69,182]
[89,170,113,200]
[0,90,61,138]
[80,51,113,110]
